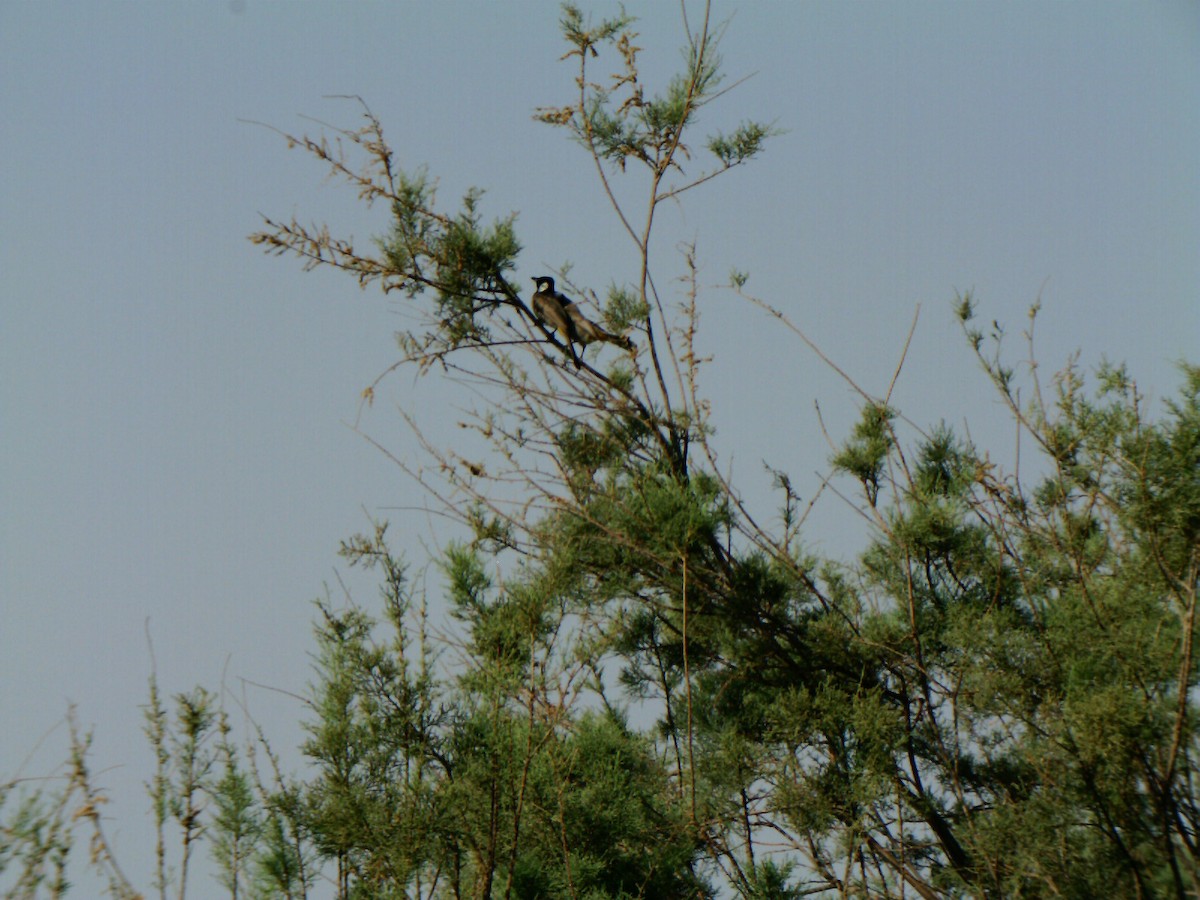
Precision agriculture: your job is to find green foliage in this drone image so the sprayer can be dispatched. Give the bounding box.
[708,121,775,168]
[209,727,262,899]
[7,5,1198,899]
[538,2,777,193]
[602,283,649,333]
[0,714,141,900]
[0,783,73,897]
[740,859,803,900]
[831,401,895,505]
[281,529,713,897]
[381,184,522,348]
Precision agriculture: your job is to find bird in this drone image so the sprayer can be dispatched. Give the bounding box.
[531,275,582,366]
[531,276,634,358]
[531,276,580,343]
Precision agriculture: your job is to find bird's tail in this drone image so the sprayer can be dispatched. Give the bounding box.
[562,300,635,351]
[596,327,636,352]
[607,332,635,351]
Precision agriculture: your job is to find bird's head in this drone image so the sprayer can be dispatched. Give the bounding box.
[532,275,555,292]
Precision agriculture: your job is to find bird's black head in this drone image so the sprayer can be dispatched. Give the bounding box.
[532,275,555,292]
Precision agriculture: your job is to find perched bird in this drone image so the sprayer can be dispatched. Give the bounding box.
[531,276,634,357]
[531,276,580,343]
[531,275,582,366]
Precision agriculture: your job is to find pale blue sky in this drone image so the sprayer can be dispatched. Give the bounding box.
[2,0,1197,892]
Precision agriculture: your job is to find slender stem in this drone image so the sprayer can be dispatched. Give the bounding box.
[682,553,697,825]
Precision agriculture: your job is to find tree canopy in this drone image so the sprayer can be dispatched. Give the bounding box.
[4,3,1198,899]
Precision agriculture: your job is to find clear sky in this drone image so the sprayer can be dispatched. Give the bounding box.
[2,0,1197,892]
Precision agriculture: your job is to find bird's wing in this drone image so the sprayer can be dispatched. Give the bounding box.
[564,301,632,349]
[563,302,604,344]
[533,292,572,335]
